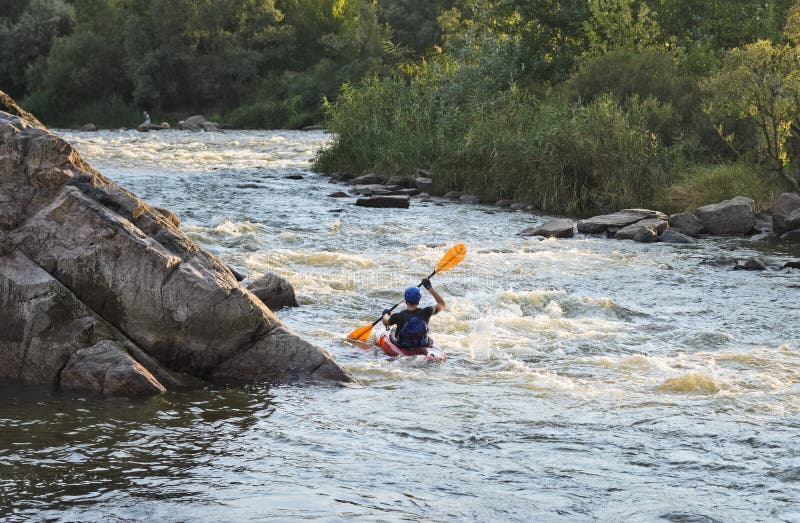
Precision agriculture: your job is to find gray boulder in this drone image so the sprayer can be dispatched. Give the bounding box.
[495,199,514,208]
[781,230,800,242]
[0,93,353,396]
[386,175,409,187]
[578,209,667,234]
[355,195,410,208]
[328,191,349,198]
[444,191,462,200]
[520,218,575,238]
[177,115,221,132]
[614,218,668,242]
[415,176,433,193]
[460,194,481,204]
[247,272,299,310]
[659,229,697,244]
[770,192,800,234]
[783,261,800,270]
[510,203,527,210]
[735,257,768,271]
[80,123,98,132]
[669,212,704,237]
[695,196,754,235]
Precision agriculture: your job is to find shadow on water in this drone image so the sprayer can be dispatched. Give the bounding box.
[0,381,273,520]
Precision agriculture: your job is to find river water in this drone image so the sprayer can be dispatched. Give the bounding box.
[2,130,800,522]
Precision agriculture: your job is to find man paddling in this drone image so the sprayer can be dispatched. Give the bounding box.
[382,278,446,350]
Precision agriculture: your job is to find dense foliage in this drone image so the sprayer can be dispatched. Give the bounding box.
[2,0,799,213]
[317,0,800,214]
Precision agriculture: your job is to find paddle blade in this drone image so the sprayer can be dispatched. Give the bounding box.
[347,324,374,342]
[436,243,467,273]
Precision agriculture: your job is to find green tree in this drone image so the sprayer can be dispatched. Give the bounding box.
[0,0,74,98]
[583,0,662,54]
[703,38,800,189]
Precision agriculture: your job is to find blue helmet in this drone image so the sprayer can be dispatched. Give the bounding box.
[404,286,421,304]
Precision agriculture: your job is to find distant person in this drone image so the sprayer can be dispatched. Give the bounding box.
[143,111,151,125]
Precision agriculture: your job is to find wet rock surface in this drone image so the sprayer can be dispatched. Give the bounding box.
[0,93,354,396]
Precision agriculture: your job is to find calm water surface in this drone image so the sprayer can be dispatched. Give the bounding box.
[2,129,800,522]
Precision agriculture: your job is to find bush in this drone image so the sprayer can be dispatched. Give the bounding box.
[665,162,790,212]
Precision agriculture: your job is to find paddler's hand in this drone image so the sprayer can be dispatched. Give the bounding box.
[382,309,391,317]
[421,278,432,290]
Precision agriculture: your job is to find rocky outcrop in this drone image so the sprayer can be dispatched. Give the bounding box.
[770,192,800,234]
[247,272,299,310]
[520,218,575,238]
[668,212,704,237]
[695,196,754,235]
[0,93,353,396]
[577,209,667,234]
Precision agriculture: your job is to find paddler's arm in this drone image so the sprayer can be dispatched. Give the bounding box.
[381,309,392,326]
[422,279,446,313]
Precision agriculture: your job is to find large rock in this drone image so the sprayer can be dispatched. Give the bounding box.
[781,230,800,242]
[770,192,800,234]
[520,218,575,238]
[177,115,221,132]
[0,93,353,396]
[577,209,667,234]
[614,218,668,242]
[669,212,704,237]
[695,196,754,235]
[247,272,299,310]
[355,195,410,208]
[80,123,98,132]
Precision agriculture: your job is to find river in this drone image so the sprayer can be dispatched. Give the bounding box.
[2,129,799,522]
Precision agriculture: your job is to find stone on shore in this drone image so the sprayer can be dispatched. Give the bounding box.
[695,196,754,235]
[520,218,575,238]
[659,229,697,244]
[784,209,800,232]
[770,192,800,234]
[328,191,348,198]
[495,199,514,208]
[577,209,667,234]
[246,272,299,310]
[781,230,800,242]
[460,194,481,204]
[349,174,384,185]
[355,195,410,208]
[668,212,704,237]
[80,123,98,132]
[614,218,668,242]
[444,191,462,200]
[0,92,353,396]
[415,176,433,193]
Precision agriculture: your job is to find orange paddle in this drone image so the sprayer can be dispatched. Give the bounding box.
[347,243,467,342]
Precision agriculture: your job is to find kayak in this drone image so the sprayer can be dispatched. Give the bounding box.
[375,328,446,362]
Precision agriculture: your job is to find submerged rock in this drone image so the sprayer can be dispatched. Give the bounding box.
[80,123,98,132]
[0,92,353,396]
[659,229,697,244]
[734,257,768,271]
[247,272,299,310]
[137,122,170,132]
[177,115,221,132]
[770,192,800,234]
[695,196,754,235]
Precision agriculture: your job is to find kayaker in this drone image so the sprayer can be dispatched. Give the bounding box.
[382,279,446,350]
